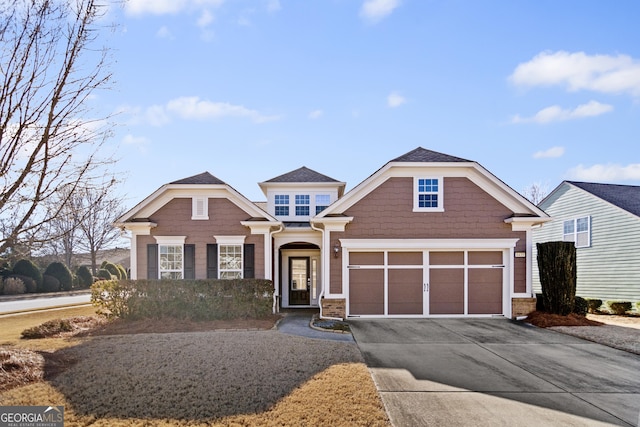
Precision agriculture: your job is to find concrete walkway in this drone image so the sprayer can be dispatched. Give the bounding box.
[276,313,355,342]
[350,318,640,427]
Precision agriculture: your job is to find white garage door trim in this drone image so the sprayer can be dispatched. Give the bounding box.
[341,238,518,318]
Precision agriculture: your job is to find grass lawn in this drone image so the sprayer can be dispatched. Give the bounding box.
[0,307,390,426]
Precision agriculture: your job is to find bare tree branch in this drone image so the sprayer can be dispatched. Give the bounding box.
[0,0,116,254]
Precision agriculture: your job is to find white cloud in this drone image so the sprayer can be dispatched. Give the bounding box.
[266,0,281,13]
[123,134,151,154]
[197,9,214,27]
[125,0,225,16]
[156,26,173,39]
[141,96,281,125]
[511,100,613,124]
[387,91,406,108]
[533,146,565,159]
[360,0,401,23]
[509,51,640,96]
[566,163,640,181]
[308,110,324,119]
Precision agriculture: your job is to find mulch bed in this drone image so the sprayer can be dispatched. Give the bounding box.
[525,311,604,328]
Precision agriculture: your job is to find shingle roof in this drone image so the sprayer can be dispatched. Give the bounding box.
[170,172,226,185]
[392,147,471,163]
[265,166,340,183]
[569,181,640,217]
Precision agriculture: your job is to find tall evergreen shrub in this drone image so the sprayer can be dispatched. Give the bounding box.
[44,262,73,291]
[12,259,42,291]
[536,241,576,315]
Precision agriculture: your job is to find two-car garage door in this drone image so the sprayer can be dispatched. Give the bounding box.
[348,250,506,317]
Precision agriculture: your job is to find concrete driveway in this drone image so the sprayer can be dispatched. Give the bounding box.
[350,318,640,427]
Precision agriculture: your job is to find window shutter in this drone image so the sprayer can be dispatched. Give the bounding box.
[147,244,158,279]
[184,244,195,279]
[207,244,218,279]
[244,244,255,279]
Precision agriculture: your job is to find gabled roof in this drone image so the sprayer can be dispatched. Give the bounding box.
[170,172,225,185]
[314,146,548,222]
[567,181,640,218]
[264,166,340,183]
[392,147,471,163]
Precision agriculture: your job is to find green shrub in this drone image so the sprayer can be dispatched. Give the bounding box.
[41,275,61,293]
[102,262,121,280]
[44,262,73,291]
[97,269,113,280]
[2,277,26,295]
[12,259,42,290]
[586,298,603,313]
[536,241,576,315]
[607,301,632,315]
[117,264,128,280]
[573,296,588,316]
[76,266,94,288]
[91,279,274,321]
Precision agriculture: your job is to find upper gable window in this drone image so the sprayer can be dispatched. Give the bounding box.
[275,195,289,216]
[315,194,331,214]
[563,216,591,248]
[295,195,310,216]
[414,177,444,212]
[192,197,208,220]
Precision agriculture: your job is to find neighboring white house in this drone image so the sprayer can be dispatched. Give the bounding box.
[532,181,640,302]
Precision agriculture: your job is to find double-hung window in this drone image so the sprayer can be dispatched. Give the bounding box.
[315,194,331,214]
[563,216,591,248]
[275,195,289,216]
[219,245,243,279]
[414,177,444,212]
[159,245,183,279]
[295,195,310,216]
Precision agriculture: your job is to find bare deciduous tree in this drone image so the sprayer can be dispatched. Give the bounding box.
[72,182,125,274]
[0,0,116,254]
[522,181,549,205]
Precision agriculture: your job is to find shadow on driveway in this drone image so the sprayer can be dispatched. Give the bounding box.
[350,318,640,426]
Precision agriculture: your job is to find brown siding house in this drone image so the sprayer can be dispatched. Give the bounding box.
[115,147,549,319]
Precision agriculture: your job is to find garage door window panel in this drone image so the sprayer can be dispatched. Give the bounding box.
[388,252,423,265]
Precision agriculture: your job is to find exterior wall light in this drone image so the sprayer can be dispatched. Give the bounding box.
[333,243,341,258]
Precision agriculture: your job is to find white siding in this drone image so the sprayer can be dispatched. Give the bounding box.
[532,183,640,302]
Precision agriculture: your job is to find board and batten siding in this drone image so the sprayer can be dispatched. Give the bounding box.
[532,183,640,302]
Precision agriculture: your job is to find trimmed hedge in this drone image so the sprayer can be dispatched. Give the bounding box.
[76,266,94,288]
[91,279,274,321]
[573,296,588,316]
[44,262,73,291]
[607,301,632,315]
[12,259,42,291]
[586,298,603,314]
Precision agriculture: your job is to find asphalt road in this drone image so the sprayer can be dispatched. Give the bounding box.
[0,292,91,314]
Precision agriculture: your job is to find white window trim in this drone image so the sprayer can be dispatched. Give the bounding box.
[154,236,187,280]
[413,177,444,212]
[192,197,209,220]
[215,236,246,279]
[563,216,591,248]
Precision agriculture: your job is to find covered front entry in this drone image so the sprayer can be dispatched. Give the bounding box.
[346,246,510,317]
[279,242,321,308]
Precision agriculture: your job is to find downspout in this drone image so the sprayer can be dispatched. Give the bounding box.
[270,224,284,314]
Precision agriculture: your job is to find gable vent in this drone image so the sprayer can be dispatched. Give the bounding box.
[192,197,209,220]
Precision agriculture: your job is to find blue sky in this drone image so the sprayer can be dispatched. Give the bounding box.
[97,0,640,207]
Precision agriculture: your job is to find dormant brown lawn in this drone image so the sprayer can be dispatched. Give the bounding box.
[0,307,390,426]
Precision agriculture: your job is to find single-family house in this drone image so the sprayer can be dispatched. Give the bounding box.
[115,147,550,319]
[532,181,640,301]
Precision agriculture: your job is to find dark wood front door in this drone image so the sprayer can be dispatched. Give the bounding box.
[289,257,310,305]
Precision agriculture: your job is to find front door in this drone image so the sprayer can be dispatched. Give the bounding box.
[289,257,310,305]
